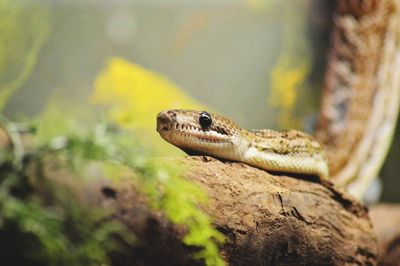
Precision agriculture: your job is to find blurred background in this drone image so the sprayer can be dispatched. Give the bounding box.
[1,0,399,201]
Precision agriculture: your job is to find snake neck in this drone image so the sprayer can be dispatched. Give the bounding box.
[240,130,329,180]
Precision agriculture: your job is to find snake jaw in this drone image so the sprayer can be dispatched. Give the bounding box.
[156,110,235,156]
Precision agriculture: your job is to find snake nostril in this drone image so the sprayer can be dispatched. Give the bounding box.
[157,115,170,125]
[156,111,173,132]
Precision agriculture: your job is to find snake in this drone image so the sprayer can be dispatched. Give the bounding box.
[156,109,329,180]
[156,0,400,199]
[316,0,400,198]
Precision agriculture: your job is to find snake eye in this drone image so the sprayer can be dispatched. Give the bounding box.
[199,112,212,128]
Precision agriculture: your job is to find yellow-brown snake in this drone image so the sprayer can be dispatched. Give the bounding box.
[157,109,329,180]
[156,0,400,200]
[316,0,400,198]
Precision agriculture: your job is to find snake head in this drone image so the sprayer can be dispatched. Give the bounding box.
[156,109,241,156]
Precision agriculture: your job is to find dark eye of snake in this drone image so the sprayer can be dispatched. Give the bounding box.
[199,112,212,128]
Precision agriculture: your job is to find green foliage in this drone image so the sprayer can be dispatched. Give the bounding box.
[0,195,133,266]
[0,103,225,265]
[142,162,226,266]
[0,132,134,266]
[54,124,226,266]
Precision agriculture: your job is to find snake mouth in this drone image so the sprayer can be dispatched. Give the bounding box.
[156,110,230,144]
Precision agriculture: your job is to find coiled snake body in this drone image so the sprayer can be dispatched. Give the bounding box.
[157,109,329,180]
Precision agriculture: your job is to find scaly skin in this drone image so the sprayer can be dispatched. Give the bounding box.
[316,0,400,198]
[156,109,329,180]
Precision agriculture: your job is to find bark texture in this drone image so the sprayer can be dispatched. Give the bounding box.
[96,156,378,265]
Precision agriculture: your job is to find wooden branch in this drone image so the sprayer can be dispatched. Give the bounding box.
[0,124,379,265]
[92,156,378,265]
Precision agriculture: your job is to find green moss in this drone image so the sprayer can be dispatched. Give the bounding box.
[0,143,134,266]
[141,161,226,266]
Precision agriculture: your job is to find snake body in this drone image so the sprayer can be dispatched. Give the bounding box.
[316,0,400,197]
[157,109,329,180]
[156,1,400,198]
